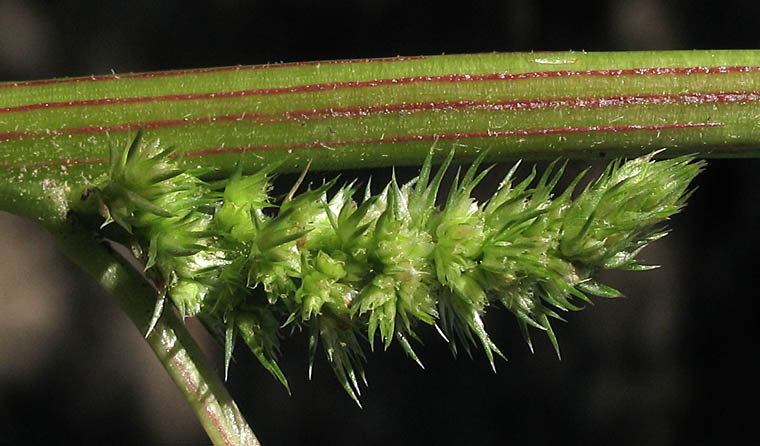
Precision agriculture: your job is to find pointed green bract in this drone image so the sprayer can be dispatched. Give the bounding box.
[96,129,227,319]
[89,130,703,401]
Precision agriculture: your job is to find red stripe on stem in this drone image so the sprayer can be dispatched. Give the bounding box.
[0,122,719,170]
[0,91,752,142]
[0,56,426,90]
[3,66,759,114]
[184,122,722,157]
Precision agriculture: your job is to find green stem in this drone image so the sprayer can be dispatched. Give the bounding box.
[3,51,760,182]
[49,215,259,446]
[7,179,258,444]
[4,50,760,217]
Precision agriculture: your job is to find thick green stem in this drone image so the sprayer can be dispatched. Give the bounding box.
[49,216,259,446]
[4,50,760,217]
[3,51,760,183]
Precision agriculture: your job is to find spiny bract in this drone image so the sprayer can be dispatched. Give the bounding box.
[92,129,703,404]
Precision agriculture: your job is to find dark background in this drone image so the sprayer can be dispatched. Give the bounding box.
[1,0,759,444]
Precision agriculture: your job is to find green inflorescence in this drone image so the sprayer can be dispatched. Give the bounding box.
[90,129,703,404]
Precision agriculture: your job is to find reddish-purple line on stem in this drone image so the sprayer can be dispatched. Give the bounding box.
[0,56,427,90]
[255,91,759,122]
[0,91,753,142]
[0,121,720,170]
[2,66,760,115]
[0,157,109,170]
[184,122,721,157]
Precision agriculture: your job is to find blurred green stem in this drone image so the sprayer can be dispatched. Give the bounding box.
[47,215,259,446]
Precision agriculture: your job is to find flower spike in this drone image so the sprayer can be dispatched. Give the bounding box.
[90,130,704,402]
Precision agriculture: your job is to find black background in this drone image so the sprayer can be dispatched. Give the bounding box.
[1,1,759,445]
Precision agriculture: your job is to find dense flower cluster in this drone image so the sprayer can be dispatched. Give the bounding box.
[93,129,703,403]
